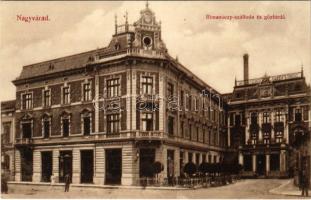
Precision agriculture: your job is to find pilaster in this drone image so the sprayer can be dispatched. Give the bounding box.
[51,150,59,183]
[72,148,80,184]
[94,146,105,185]
[32,150,41,182]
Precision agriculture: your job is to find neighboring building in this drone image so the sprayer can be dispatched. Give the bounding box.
[10,4,227,185]
[1,100,16,180]
[226,54,311,178]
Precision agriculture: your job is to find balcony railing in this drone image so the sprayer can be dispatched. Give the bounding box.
[15,138,33,145]
[236,71,302,86]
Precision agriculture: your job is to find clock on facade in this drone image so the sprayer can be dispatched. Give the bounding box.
[144,14,152,24]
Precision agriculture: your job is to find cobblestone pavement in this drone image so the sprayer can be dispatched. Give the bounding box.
[1,179,304,199]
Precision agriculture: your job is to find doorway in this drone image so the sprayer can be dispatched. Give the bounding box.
[59,151,72,183]
[256,154,266,176]
[105,149,122,185]
[81,150,94,183]
[41,151,52,182]
[21,148,33,182]
[139,148,155,177]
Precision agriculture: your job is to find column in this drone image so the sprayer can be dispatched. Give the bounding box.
[252,154,257,173]
[185,151,189,163]
[271,110,275,143]
[94,146,105,185]
[51,150,59,183]
[72,149,80,184]
[32,150,41,182]
[280,150,286,173]
[245,112,250,144]
[94,74,99,133]
[15,150,21,181]
[227,115,231,147]
[174,148,180,177]
[284,106,289,143]
[131,70,137,132]
[258,112,263,143]
[159,72,165,132]
[122,144,137,186]
[126,70,131,132]
[238,152,244,166]
[155,145,166,182]
[266,154,270,176]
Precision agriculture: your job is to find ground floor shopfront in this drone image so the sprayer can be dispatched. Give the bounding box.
[14,141,222,186]
[238,144,288,178]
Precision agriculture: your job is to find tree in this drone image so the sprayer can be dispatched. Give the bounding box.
[184,162,197,177]
[152,161,164,183]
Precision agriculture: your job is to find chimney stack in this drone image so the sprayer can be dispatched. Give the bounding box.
[243,54,249,82]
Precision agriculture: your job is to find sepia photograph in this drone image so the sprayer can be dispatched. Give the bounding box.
[0,1,310,199]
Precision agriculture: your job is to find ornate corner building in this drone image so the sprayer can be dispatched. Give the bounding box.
[1,4,310,185]
[3,5,228,185]
[226,54,311,178]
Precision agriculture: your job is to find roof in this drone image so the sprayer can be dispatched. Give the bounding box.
[1,100,16,112]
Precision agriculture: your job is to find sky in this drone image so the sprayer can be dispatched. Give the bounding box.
[0,1,310,101]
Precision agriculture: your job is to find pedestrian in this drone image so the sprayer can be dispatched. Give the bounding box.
[1,171,8,194]
[301,162,310,197]
[64,173,71,192]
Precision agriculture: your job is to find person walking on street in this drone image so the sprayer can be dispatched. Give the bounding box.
[64,173,71,192]
[301,162,310,197]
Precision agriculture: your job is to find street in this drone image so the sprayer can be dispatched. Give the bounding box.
[2,179,303,199]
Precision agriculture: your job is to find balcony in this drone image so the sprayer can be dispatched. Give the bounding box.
[15,138,33,145]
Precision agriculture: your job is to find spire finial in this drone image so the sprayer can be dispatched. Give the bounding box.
[301,62,304,77]
[115,14,118,34]
[146,0,149,8]
[125,10,128,23]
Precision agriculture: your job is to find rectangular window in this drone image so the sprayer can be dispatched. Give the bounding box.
[180,90,184,107]
[235,114,241,126]
[275,110,282,122]
[22,93,32,109]
[22,122,32,139]
[208,155,212,163]
[142,113,153,131]
[167,82,174,98]
[263,112,270,123]
[168,116,174,136]
[43,120,50,138]
[180,121,184,138]
[43,90,51,107]
[62,87,70,104]
[2,122,11,143]
[107,114,120,134]
[142,76,153,95]
[62,118,69,137]
[251,113,257,124]
[295,108,302,122]
[83,83,91,101]
[83,116,91,136]
[107,78,120,98]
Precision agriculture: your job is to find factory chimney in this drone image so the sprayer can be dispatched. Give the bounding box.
[243,54,249,83]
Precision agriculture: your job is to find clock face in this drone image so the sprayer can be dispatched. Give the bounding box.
[144,15,152,24]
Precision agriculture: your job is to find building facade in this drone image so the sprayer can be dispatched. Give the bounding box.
[1,100,16,181]
[10,5,227,186]
[226,54,311,178]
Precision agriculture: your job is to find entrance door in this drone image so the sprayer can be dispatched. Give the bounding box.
[105,149,122,185]
[81,150,94,183]
[59,151,72,183]
[21,148,33,182]
[139,148,155,177]
[257,154,266,176]
[41,151,52,182]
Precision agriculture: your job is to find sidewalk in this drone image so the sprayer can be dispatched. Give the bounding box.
[269,179,306,197]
